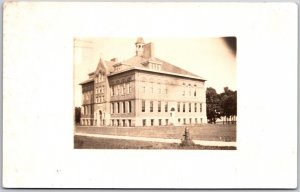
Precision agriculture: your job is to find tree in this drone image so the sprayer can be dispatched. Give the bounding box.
[219,87,237,124]
[206,87,237,124]
[206,87,222,124]
[74,107,81,125]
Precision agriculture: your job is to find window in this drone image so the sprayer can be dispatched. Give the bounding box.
[117,103,120,113]
[111,103,114,114]
[183,103,185,112]
[151,119,154,126]
[195,118,198,124]
[117,120,120,126]
[188,85,191,96]
[114,86,118,96]
[143,119,146,126]
[158,101,161,112]
[150,83,154,93]
[123,102,125,113]
[189,103,191,112]
[177,102,180,112]
[165,102,168,112]
[129,101,132,113]
[123,120,126,127]
[112,120,114,126]
[111,87,114,96]
[159,119,162,126]
[190,118,192,124]
[128,120,131,127]
[165,119,168,125]
[194,103,197,112]
[142,100,145,112]
[178,118,181,123]
[182,83,185,96]
[118,85,121,95]
[127,83,131,94]
[141,82,145,93]
[200,103,202,112]
[122,84,125,95]
[158,83,161,94]
[150,101,153,112]
[200,118,203,123]
[183,118,186,124]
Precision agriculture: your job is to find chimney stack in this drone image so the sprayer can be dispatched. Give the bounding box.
[143,43,154,58]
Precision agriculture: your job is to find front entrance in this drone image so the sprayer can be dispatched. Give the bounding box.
[170,107,176,125]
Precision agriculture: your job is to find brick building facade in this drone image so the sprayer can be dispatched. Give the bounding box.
[80,38,207,127]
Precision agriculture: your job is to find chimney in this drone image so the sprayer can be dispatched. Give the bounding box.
[111,58,118,63]
[143,43,154,58]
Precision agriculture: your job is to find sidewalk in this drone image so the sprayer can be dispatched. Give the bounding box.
[75,132,236,147]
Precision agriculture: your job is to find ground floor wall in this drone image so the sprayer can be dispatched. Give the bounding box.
[80,99,207,127]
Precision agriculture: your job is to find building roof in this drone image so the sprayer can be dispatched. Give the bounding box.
[80,38,206,85]
[79,78,94,85]
[111,55,203,78]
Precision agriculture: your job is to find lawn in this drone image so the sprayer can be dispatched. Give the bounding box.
[75,124,236,142]
[74,135,236,150]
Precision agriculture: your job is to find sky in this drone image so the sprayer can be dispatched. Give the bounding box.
[74,37,236,106]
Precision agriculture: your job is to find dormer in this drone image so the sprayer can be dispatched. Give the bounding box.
[141,60,162,71]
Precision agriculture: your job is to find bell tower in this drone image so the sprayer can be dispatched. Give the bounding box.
[135,37,145,56]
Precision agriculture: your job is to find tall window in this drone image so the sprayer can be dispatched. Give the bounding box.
[200,103,202,112]
[142,82,145,93]
[183,103,185,112]
[117,103,120,113]
[158,101,161,112]
[158,83,161,94]
[123,102,125,113]
[114,86,118,96]
[111,87,114,96]
[143,119,146,126]
[142,100,145,112]
[117,85,120,96]
[159,119,162,126]
[111,103,114,114]
[177,102,180,112]
[122,84,125,95]
[129,101,132,113]
[150,83,154,93]
[150,101,153,112]
[151,119,154,126]
[189,103,191,112]
[165,102,168,112]
[127,83,130,94]
[194,103,197,112]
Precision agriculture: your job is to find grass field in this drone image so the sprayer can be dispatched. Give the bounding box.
[75,124,236,142]
[74,135,236,150]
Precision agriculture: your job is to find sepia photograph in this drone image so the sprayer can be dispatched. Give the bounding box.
[73,37,237,149]
[3,2,297,188]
